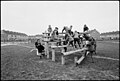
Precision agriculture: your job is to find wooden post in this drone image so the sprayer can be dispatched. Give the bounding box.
[45,42,47,56]
[76,51,89,65]
[44,35,49,58]
[61,47,65,65]
[61,47,65,64]
[52,48,55,61]
[76,56,84,64]
[61,55,65,65]
[46,42,49,58]
[74,56,78,63]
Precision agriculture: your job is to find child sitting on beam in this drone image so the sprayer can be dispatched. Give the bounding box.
[35,39,45,59]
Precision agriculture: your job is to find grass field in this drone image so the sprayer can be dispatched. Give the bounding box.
[1,40,119,80]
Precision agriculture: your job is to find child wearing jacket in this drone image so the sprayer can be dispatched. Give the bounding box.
[35,39,45,59]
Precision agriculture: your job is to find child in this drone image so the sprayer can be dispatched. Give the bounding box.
[62,25,73,35]
[51,27,59,41]
[47,25,52,36]
[73,31,81,48]
[83,24,91,40]
[35,39,45,59]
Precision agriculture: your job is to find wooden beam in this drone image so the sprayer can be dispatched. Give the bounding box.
[42,36,64,38]
[43,40,56,42]
[42,36,51,38]
[43,32,66,34]
[76,51,89,65]
[50,45,68,49]
[42,40,66,43]
[62,48,88,56]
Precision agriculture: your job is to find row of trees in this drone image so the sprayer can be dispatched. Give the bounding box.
[2,30,27,36]
[1,30,28,43]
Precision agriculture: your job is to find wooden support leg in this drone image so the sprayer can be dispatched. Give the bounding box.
[52,49,55,61]
[47,42,49,58]
[74,56,78,63]
[36,49,39,55]
[46,49,49,58]
[61,55,65,65]
[45,42,49,58]
[45,42,47,56]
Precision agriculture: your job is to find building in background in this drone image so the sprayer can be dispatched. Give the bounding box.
[79,29,101,40]
[89,29,101,40]
[100,31,119,40]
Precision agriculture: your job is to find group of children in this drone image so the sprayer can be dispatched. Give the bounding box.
[35,24,96,58]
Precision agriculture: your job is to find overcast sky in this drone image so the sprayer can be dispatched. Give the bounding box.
[1,1,119,35]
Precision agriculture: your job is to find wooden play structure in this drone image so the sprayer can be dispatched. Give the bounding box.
[41,30,91,65]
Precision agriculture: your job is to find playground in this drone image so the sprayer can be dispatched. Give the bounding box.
[1,40,119,80]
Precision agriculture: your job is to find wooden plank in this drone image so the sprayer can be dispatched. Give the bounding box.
[51,42,57,46]
[42,40,66,43]
[62,48,88,56]
[43,32,66,34]
[43,40,56,42]
[51,45,68,49]
[76,51,89,65]
[42,36,51,38]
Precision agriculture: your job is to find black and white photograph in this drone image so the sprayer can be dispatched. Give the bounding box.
[1,1,119,80]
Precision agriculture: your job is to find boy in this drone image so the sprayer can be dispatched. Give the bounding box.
[35,39,45,59]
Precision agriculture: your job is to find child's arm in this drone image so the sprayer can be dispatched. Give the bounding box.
[62,27,65,33]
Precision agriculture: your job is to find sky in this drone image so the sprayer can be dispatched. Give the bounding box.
[1,1,119,35]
